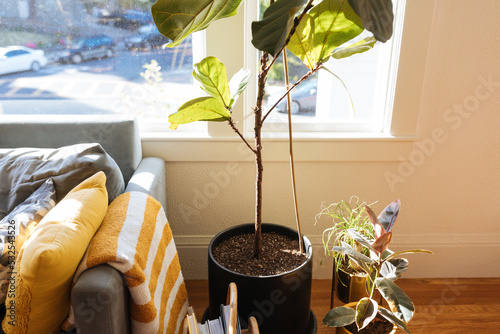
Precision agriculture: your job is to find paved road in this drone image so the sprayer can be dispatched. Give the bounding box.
[0,48,193,115]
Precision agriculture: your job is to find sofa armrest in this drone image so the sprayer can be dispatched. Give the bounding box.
[72,265,130,334]
[125,157,167,210]
[72,158,166,333]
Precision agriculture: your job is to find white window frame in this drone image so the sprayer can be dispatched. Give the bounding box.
[141,0,436,163]
[248,0,405,135]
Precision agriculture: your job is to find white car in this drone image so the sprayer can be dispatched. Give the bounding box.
[0,46,48,75]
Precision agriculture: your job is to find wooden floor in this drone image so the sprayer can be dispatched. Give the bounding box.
[185,278,500,334]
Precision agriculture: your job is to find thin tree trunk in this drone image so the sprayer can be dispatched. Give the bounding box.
[253,51,269,259]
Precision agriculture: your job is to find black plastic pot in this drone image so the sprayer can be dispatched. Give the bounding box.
[207,223,316,334]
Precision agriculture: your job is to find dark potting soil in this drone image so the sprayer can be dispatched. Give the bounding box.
[212,232,307,276]
[343,315,394,334]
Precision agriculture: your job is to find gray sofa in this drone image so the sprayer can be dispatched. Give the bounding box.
[0,116,166,333]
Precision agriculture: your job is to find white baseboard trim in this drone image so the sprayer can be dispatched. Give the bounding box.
[174,233,500,280]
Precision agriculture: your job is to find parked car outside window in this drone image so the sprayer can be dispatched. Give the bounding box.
[125,24,170,51]
[56,35,115,64]
[268,79,318,115]
[0,46,48,75]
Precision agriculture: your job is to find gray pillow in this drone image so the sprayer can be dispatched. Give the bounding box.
[0,143,125,220]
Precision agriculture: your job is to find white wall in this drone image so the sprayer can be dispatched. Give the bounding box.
[160,0,500,280]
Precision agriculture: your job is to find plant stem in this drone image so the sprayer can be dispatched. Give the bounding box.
[283,51,304,254]
[253,51,270,259]
[250,0,314,258]
[228,118,256,153]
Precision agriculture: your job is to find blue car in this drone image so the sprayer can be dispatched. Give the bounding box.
[125,25,170,51]
[56,35,115,64]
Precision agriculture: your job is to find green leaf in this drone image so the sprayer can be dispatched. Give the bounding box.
[251,0,308,56]
[331,36,377,59]
[192,57,231,108]
[288,0,364,68]
[377,200,401,233]
[168,97,229,130]
[356,298,378,330]
[152,0,243,47]
[384,249,434,262]
[333,242,374,274]
[347,0,394,43]
[380,258,408,281]
[347,228,376,253]
[323,306,356,327]
[228,68,251,108]
[288,14,316,69]
[378,307,411,334]
[375,277,414,323]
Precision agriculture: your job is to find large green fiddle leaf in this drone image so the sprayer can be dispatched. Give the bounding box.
[332,36,377,59]
[168,97,229,130]
[323,306,356,327]
[375,277,414,323]
[288,0,364,69]
[252,0,308,56]
[193,57,231,108]
[288,14,315,69]
[152,0,243,47]
[347,0,394,43]
[355,298,378,330]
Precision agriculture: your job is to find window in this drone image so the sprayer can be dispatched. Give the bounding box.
[0,0,205,133]
[243,0,406,136]
[1,0,436,162]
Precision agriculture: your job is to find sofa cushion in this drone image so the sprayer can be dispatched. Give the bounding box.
[0,143,125,220]
[0,178,56,304]
[2,172,108,334]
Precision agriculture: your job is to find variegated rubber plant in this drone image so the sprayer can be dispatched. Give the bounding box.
[323,200,433,333]
[151,0,394,258]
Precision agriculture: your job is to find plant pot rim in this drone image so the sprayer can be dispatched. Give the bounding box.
[337,266,368,277]
[340,302,397,334]
[208,222,313,279]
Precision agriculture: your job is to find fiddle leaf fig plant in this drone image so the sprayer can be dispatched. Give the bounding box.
[151,0,244,47]
[152,0,395,258]
[168,57,251,130]
[323,200,433,333]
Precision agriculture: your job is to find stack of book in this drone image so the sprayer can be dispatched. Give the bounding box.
[183,282,259,334]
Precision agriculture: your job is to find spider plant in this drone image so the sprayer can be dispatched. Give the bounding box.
[318,196,376,273]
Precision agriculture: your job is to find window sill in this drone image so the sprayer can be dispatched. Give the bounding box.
[140,132,418,162]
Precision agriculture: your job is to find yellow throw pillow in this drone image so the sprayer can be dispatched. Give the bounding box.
[3,171,108,334]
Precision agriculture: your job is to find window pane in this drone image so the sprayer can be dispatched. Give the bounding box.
[0,0,205,133]
[258,0,405,133]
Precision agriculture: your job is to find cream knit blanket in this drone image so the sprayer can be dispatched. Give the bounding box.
[64,191,188,333]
